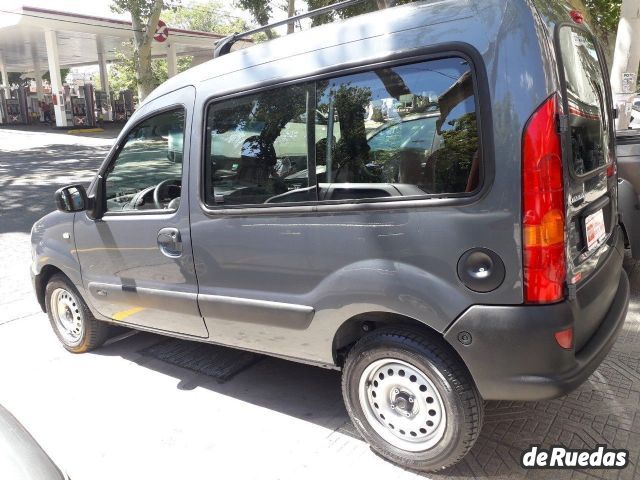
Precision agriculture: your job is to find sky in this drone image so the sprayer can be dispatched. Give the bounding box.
[3,0,295,30]
[4,0,132,20]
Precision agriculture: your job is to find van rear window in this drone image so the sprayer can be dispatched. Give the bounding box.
[204,57,481,207]
[558,27,611,175]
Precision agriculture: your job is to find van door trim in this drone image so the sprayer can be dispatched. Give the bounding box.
[198,293,315,330]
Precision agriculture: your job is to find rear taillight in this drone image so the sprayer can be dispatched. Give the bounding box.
[522,95,565,303]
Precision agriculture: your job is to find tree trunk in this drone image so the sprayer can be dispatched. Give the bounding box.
[131,0,164,102]
[287,0,296,34]
[136,41,155,100]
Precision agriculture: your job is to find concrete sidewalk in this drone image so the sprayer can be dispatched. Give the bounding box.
[1,128,639,479]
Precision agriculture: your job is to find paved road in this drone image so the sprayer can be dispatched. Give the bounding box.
[0,127,639,480]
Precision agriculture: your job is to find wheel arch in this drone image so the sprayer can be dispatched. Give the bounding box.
[34,265,67,312]
[332,312,443,367]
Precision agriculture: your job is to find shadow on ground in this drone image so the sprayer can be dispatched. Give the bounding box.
[0,143,110,234]
[96,260,640,480]
[4,130,639,479]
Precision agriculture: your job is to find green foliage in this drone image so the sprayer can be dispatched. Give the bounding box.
[306,0,415,26]
[107,48,138,94]
[100,43,193,96]
[235,0,272,26]
[110,0,179,18]
[162,0,250,35]
[234,0,275,38]
[41,69,70,84]
[1,70,69,86]
[434,112,478,192]
[6,72,26,85]
[583,0,622,38]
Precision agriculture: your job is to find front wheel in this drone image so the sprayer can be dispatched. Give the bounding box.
[45,274,112,353]
[341,328,483,472]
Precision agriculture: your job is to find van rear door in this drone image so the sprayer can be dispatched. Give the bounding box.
[557,25,618,349]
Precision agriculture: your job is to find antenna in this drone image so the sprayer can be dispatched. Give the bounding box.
[214,0,369,58]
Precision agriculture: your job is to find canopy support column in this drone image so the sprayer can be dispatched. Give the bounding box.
[44,29,68,128]
[97,37,112,121]
[0,58,8,124]
[166,42,177,78]
[31,40,43,102]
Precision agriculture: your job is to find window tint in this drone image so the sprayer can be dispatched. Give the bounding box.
[205,83,315,206]
[558,27,611,175]
[204,57,481,207]
[316,57,480,199]
[104,109,184,212]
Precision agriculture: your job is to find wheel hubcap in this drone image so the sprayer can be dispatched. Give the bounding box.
[358,358,447,452]
[50,288,83,346]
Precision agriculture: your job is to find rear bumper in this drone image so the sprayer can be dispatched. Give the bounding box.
[444,232,629,401]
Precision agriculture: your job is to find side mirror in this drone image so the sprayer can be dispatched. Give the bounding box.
[54,184,88,213]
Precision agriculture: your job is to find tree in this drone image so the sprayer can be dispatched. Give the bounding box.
[583,0,622,36]
[41,69,70,84]
[95,42,192,96]
[306,0,409,27]
[287,0,295,34]
[235,0,275,38]
[582,0,622,57]
[162,0,250,35]
[1,70,70,87]
[103,1,255,100]
[111,0,178,101]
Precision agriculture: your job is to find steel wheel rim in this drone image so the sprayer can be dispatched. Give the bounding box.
[358,358,447,452]
[50,288,84,346]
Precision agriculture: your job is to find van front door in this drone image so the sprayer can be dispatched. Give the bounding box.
[74,87,207,337]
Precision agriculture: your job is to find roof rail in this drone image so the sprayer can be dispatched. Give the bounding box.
[213,0,369,58]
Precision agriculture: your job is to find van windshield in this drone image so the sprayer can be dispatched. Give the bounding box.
[558,27,611,175]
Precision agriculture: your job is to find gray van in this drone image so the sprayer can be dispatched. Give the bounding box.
[31,0,629,472]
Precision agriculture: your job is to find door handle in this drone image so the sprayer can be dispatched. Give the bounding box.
[157,227,182,257]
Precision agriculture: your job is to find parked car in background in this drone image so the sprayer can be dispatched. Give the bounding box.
[0,404,67,480]
[32,0,628,472]
[615,130,640,259]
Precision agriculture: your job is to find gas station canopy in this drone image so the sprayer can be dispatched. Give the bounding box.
[0,6,225,70]
[0,6,237,126]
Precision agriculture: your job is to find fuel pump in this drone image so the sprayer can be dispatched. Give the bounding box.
[95,90,108,124]
[5,88,27,124]
[82,84,96,127]
[71,84,96,127]
[122,90,134,119]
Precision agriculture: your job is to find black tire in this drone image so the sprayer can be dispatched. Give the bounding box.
[341,327,483,472]
[45,274,112,353]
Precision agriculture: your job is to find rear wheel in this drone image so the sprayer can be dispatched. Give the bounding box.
[45,274,111,353]
[341,328,483,472]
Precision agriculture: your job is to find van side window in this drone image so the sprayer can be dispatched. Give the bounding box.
[104,109,185,212]
[316,57,481,199]
[558,27,611,175]
[205,83,315,206]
